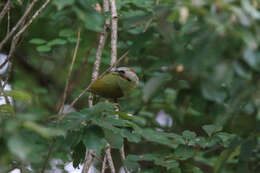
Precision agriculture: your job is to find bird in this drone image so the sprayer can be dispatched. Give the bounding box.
[89,67,139,100]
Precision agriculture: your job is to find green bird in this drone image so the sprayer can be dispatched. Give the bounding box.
[89,67,139,100]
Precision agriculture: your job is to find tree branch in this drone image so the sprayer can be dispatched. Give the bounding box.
[120,145,130,173]
[81,150,94,173]
[0,0,11,24]
[12,0,52,45]
[105,144,116,173]
[109,0,118,67]
[0,0,40,50]
[82,1,110,171]
[41,29,81,173]
[59,30,81,115]
[101,154,107,173]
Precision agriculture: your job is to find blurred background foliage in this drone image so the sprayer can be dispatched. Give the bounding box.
[0,0,260,172]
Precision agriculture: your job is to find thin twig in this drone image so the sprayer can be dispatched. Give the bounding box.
[105,144,116,173]
[109,0,118,67]
[0,0,40,50]
[40,30,81,173]
[2,18,26,89]
[120,145,130,173]
[143,0,160,33]
[0,58,9,70]
[81,150,95,173]
[12,0,51,45]
[59,30,81,115]
[88,20,108,106]
[7,7,10,34]
[40,138,56,173]
[82,1,110,171]
[0,0,50,74]
[0,0,11,24]
[64,47,92,103]
[101,154,107,173]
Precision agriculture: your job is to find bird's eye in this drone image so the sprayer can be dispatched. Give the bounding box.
[117,70,125,74]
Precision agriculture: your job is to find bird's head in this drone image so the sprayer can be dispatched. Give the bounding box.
[112,67,139,84]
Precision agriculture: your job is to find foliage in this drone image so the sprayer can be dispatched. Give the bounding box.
[0,0,260,172]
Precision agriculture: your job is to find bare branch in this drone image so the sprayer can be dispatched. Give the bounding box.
[88,17,109,106]
[0,0,40,50]
[101,154,107,173]
[59,30,81,115]
[41,29,81,173]
[109,0,118,67]
[0,0,11,24]
[12,0,52,45]
[2,16,26,89]
[40,139,56,173]
[105,144,116,173]
[120,145,131,173]
[81,150,94,173]
[7,8,10,34]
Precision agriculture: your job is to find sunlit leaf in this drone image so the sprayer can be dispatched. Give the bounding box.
[8,135,31,160]
[0,104,15,115]
[47,38,67,46]
[23,121,65,138]
[36,45,51,52]
[4,90,32,104]
[29,38,46,44]
[202,124,222,137]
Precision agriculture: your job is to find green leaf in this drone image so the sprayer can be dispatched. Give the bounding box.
[72,141,86,168]
[104,129,123,149]
[29,38,47,44]
[124,155,140,172]
[4,90,32,104]
[202,124,223,137]
[53,0,75,10]
[214,138,241,173]
[216,132,236,147]
[82,126,106,154]
[154,159,179,170]
[233,61,252,80]
[141,128,175,148]
[73,7,104,32]
[23,121,65,138]
[0,104,15,115]
[47,38,67,46]
[183,163,204,173]
[85,101,115,115]
[8,135,31,160]
[93,118,121,134]
[36,45,51,52]
[117,111,146,126]
[120,128,141,143]
[173,145,195,160]
[201,84,227,103]
[68,37,78,43]
[182,130,196,139]
[59,29,74,37]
